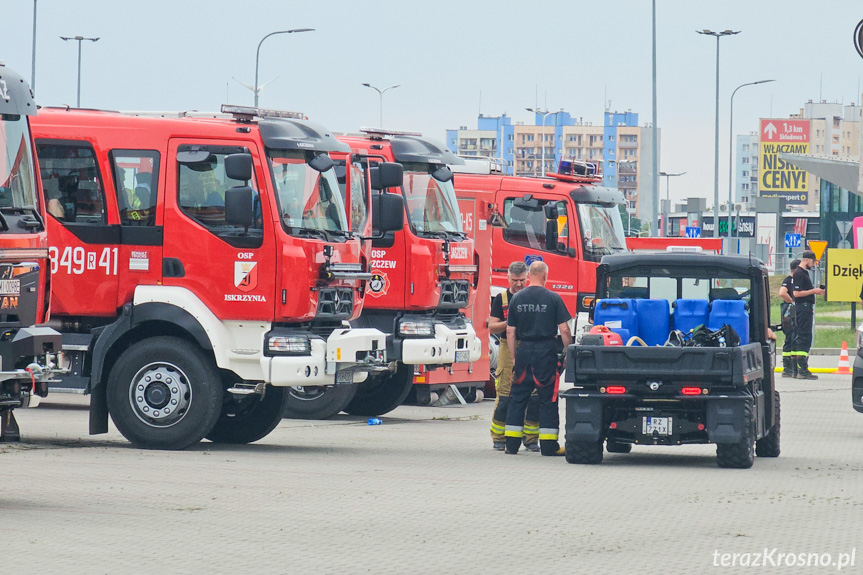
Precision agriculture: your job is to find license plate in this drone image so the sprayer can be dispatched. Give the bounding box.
[0,279,20,296]
[455,350,471,363]
[642,416,672,435]
[336,370,354,384]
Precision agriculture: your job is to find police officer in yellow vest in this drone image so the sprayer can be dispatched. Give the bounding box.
[488,261,540,451]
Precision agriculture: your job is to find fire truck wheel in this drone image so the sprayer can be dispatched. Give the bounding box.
[282,385,358,420]
[343,364,413,417]
[106,337,222,450]
[206,385,288,444]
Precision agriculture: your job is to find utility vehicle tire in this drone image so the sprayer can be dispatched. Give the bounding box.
[206,386,288,444]
[107,337,222,450]
[606,440,632,454]
[344,364,413,416]
[282,385,357,420]
[565,440,604,464]
[755,391,781,458]
[715,400,755,469]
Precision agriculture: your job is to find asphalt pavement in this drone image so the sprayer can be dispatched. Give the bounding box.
[2,369,861,574]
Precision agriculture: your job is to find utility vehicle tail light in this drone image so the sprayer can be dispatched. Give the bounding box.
[605,386,626,395]
[681,387,702,395]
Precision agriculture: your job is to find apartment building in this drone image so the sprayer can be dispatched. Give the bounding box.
[447,109,656,219]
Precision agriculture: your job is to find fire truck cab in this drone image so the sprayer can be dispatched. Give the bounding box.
[0,62,63,441]
[295,130,482,417]
[452,167,627,333]
[31,106,402,449]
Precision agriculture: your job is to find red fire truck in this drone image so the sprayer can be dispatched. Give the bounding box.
[30,105,403,449]
[0,62,63,441]
[282,130,482,417]
[452,165,627,373]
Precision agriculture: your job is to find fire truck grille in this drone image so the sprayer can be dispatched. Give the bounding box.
[317,287,354,319]
[438,280,470,309]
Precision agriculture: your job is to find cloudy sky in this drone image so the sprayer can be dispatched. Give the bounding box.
[2,0,861,206]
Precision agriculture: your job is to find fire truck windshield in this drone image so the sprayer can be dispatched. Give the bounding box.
[0,116,38,211]
[401,162,463,237]
[576,203,627,262]
[268,149,349,236]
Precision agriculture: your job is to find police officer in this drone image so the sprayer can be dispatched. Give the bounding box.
[504,261,572,456]
[487,261,540,451]
[791,250,824,380]
[779,259,800,378]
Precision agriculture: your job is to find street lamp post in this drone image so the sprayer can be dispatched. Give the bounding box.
[60,35,99,107]
[362,83,401,128]
[31,0,37,93]
[659,171,686,236]
[727,79,775,245]
[526,107,553,177]
[254,28,314,107]
[697,29,740,246]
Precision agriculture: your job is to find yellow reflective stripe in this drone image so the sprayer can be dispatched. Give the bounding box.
[505,425,524,438]
[790,351,809,356]
[523,425,540,433]
[781,352,793,357]
[538,433,559,441]
[490,422,505,434]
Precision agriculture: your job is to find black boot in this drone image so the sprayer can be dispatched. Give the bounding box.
[795,356,818,380]
[781,356,795,378]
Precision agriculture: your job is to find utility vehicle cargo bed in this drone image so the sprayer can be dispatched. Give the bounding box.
[565,342,763,387]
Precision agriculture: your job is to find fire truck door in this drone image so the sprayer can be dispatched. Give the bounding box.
[35,139,120,317]
[162,140,276,320]
[499,193,578,313]
[109,150,164,307]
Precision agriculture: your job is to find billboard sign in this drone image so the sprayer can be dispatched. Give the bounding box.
[825,248,863,302]
[759,119,810,205]
[756,212,777,273]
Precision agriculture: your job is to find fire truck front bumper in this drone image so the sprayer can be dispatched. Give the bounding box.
[264,328,387,387]
[400,321,481,366]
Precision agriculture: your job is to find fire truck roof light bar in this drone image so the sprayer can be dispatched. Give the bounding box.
[221,104,305,120]
[359,127,423,139]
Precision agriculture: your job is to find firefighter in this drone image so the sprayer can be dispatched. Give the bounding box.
[779,259,800,378]
[487,261,540,451]
[790,250,824,380]
[504,261,572,456]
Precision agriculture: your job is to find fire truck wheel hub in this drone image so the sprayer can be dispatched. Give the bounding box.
[129,363,191,428]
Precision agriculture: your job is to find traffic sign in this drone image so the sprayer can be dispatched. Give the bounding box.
[808,240,828,261]
[685,226,701,238]
[784,233,801,248]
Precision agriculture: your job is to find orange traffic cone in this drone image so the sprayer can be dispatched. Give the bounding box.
[836,341,851,375]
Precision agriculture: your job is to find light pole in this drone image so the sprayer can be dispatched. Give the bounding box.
[526,107,553,177]
[60,35,99,107]
[362,83,400,128]
[659,171,685,236]
[727,79,775,244]
[31,0,37,93]
[254,28,314,107]
[697,29,740,244]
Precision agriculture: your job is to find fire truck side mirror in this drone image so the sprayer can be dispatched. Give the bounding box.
[544,219,558,252]
[370,162,403,190]
[309,153,334,173]
[372,192,404,233]
[225,186,254,228]
[225,153,253,182]
[431,166,453,183]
